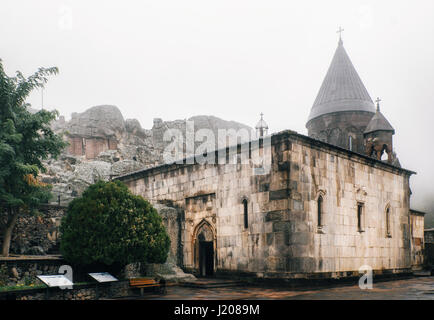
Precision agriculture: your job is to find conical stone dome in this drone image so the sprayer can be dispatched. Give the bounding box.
[306,38,377,154]
[307,40,376,122]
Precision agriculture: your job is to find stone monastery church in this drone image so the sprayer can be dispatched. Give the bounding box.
[117,35,424,279]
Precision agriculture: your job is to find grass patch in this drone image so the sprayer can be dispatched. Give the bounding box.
[0,284,46,292]
[0,281,96,293]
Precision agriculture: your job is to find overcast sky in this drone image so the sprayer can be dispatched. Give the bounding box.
[1,0,433,212]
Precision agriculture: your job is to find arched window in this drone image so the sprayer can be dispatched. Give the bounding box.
[380,145,388,161]
[357,202,364,232]
[243,199,248,229]
[386,206,391,237]
[317,195,323,227]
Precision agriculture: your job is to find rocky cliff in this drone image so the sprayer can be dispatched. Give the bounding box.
[41,105,252,205]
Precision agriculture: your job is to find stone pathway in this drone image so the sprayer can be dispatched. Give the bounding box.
[127,276,434,300]
[179,278,245,288]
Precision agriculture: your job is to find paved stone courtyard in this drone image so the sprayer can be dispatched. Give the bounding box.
[134,276,434,300]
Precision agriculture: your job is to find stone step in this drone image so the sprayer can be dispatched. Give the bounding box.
[413,270,433,277]
[179,279,246,288]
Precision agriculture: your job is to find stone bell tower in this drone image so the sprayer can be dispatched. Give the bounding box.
[363,98,397,164]
[255,113,269,137]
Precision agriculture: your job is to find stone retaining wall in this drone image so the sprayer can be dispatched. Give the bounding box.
[1,281,131,300]
[0,256,66,287]
[0,255,149,291]
[0,204,66,256]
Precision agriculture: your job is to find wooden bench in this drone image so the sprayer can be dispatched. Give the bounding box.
[129,278,166,296]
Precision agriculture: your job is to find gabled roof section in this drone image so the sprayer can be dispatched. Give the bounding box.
[307,40,376,122]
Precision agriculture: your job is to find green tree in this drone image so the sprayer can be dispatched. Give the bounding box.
[0,59,67,256]
[60,180,170,271]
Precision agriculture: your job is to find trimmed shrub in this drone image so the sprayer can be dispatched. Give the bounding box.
[60,180,170,272]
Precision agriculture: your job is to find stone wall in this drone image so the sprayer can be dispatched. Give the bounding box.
[425,229,434,244]
[1,204,66,255]
[0,256,66,287]
[283,134,412,276]
[153,203,183,266]
[0,256,145,291]
[306,111,374,154]
[425,230,434,267]
[410,211,424,269]
[140,203,196,282]
[67,124,115,159]
[1,281,131,300]
[68,136,84,156]
[119,130,414,279]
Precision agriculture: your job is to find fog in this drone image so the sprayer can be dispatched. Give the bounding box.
[1,0,433,225]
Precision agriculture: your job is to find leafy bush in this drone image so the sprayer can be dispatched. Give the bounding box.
[60,180,170,271]
[22,275,34,286]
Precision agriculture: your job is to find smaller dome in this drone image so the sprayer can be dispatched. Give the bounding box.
[364,105,394,134]
[255,113,268,130]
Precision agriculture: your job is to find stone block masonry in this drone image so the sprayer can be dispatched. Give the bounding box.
[117,130,416,280]
[0,204,66,256]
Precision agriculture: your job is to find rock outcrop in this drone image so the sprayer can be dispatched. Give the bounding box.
[41,105,252,205]
[67,105,126,139]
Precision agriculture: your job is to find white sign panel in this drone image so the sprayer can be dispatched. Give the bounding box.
[88,272,118,283]
[37,275,74,288]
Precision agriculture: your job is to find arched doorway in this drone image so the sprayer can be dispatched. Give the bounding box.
[193,220,216,277]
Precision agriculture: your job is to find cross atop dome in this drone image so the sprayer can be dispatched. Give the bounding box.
[337,26,344,45]
[375,97,382,111]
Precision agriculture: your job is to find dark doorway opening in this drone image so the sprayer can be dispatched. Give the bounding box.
[199,241,214,277]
